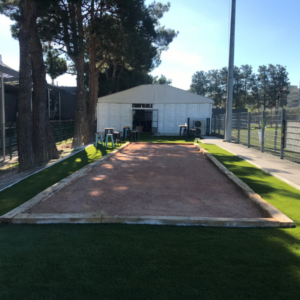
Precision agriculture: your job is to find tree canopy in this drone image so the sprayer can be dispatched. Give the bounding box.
[190,64,290,110]
[152,74,172,85]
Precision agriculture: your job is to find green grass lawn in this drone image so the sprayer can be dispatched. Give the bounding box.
[1,138,300,299]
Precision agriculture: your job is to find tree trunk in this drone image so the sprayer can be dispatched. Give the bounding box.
[72,53,85,148]
[17,0,35,172]
[31,9,59,165]
[83,36,98,144]
[71,2,85,149]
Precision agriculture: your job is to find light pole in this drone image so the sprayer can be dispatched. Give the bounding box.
[224,0,236,142]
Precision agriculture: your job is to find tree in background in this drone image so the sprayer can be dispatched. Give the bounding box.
[233,66,243,109]
[267,64,289,108]
[152,74,172,85]
[43,44,68,85]
[81,0,177,144]
[84,0,153,144]
[207,70,224,107]
[248,74,262,110]
[189,64,290,111]
[190,71,209,96]
[96,1,177,94]
[240,64,253,108]
[219,67,228,106]
[257,65,270,110]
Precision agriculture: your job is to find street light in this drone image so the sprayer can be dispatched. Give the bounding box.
[224,0,236,142]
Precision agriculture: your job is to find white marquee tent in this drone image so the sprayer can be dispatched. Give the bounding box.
[97,84,214,135]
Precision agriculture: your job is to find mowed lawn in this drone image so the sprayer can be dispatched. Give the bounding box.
[1,138,300,299]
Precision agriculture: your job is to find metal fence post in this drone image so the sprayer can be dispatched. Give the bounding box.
[247,112,251,148]
[214,115,216,135]
[224,115,226,139]
[60,120,62,142]
[261,110,265,152]
[274,108,279,151]
[280,109,286,159]
[9,123,12,160]
[237,113,240,144]
[1,123,5,162]
[206,118,210,136]
[218,115,221,136]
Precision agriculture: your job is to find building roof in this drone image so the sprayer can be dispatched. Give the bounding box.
[59,86,77,94]
[0,60,75,93]
[98,84,214,104]
[0,61,19,86]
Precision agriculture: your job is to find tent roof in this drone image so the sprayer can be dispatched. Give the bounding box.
[98,84,214,104]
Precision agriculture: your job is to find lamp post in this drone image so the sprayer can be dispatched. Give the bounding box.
[224,0,236,142]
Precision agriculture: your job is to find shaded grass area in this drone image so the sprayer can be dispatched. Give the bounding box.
[1,141,300,299]
[0,143,117,216]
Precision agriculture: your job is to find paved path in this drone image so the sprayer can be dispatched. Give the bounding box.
[201,137,300,190]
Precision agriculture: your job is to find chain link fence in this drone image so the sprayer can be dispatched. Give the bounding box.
[0,119,74,163]
[211,107,300,164]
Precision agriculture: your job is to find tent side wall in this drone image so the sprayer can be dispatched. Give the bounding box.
[97,103,212,135]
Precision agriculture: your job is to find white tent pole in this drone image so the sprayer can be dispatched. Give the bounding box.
[0,54,5,162]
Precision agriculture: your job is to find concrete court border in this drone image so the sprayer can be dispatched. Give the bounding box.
[0,142,295,228]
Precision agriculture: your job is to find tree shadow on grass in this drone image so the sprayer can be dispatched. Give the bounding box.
[0,143,117,216]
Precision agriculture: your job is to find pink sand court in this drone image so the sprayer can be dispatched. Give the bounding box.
[29,143,266,218]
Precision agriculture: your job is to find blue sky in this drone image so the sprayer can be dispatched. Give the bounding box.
[1,0,299,89]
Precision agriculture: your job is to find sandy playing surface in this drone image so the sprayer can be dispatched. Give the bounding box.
[30,144,265,218]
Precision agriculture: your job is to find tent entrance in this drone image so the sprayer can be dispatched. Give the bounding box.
[132,109,158,134]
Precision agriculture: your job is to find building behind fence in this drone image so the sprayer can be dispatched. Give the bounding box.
[211,107,300,163]
[0,119,74,161]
